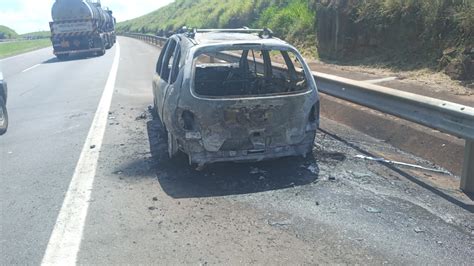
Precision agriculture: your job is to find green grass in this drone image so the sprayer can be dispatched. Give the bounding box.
[0,39,51,59]
[117,0,318,56]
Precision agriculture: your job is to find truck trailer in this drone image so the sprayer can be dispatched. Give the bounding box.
[50,0,116,59]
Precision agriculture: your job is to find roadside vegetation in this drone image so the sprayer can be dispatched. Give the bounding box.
[0,39,51,59]
[313,0,473,81]
[118,0,473,83]
[0,25,51,58]
[117,0,317,55]
[21,31,51,39]
[0,25,18,40]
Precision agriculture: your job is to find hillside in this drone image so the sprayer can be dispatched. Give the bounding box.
[21,31,51,39]
[117,0,473,81]
[0,25,18,39]
[313,0,473,81]
[117,0,316,53]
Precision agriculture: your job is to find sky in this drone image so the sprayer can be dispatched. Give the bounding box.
[0,0,174,34]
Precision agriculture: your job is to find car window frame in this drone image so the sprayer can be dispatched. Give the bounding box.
[156,40,170,75]
[159,38,177,83]
[169,44,182,85]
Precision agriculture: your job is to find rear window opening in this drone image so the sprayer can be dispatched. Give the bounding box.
[193,48,309,97]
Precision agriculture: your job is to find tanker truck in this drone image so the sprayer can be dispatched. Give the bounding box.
[49,0,116,59]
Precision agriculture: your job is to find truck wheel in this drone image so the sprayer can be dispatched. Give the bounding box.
[56,54,69,60]
[0,96,8,135]
[105,36,112,49]
[97,46,106,56]
[95,38,106,56]
[167,132,179,159]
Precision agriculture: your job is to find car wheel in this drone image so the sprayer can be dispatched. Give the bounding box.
[167,131,179,159]
[0,96,8,135]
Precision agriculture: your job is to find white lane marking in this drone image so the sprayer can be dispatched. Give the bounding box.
[41,42,120,266]
[364,77,398,84]
[0,46,52,63]
[22,64,41,73]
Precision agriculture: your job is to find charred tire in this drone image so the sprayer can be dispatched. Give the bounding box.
[153,103,158,117]
[303,131,317,158]
[167,132,179,159]
[151,96,159,117]
[0,96,8,135]
[152,102,159,119]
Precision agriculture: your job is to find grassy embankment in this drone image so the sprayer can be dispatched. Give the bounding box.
[0,25,18,40]
[117,0,317,56]
[118,0,473,82]
[0,25,51,59]
[21,31,51,39]
[315,1,473,75]
[0,39,51,59]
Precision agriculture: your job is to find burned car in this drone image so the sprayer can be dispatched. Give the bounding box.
[152,28,320,167]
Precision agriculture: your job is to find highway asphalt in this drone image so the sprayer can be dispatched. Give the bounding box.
[0,37,472,265]
[1,44,117,264]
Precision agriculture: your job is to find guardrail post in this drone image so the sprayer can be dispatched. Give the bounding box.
[461,140,474,193]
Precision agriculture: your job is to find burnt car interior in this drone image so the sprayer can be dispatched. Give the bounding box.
[194,49,309,97]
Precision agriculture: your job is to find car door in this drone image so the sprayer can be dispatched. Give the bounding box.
[152,38,177,119]
[161,44,182,126]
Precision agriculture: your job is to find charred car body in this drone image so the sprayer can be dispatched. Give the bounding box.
[153,28,320,167]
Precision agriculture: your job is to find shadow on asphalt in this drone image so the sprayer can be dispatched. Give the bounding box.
[318,128,474,213]
[142,118,319,199]
[42,54,99,64]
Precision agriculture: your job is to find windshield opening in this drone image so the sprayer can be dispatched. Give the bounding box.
[193,48,309,97]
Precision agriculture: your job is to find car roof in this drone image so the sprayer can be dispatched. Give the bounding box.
[194,32,285,44]
[174,29,289,47]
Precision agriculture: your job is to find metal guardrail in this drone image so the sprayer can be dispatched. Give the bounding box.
[122,32,474,193]
[124,33,168,46]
